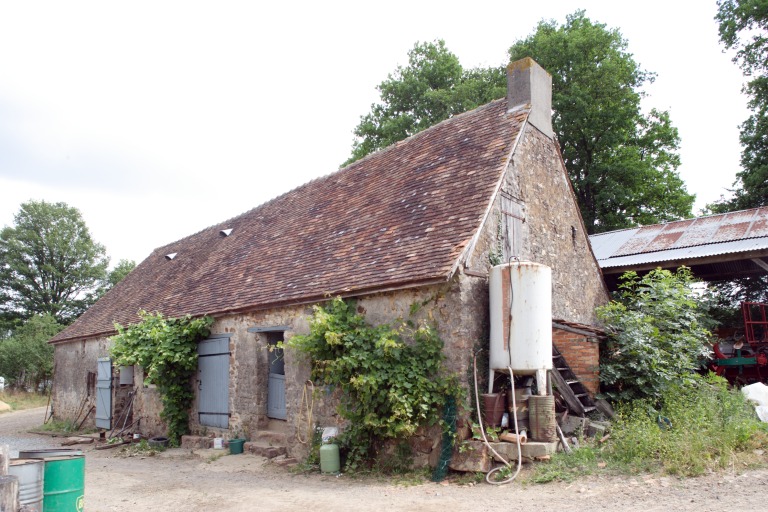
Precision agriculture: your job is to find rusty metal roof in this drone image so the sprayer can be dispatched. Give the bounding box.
[590,207,768,269]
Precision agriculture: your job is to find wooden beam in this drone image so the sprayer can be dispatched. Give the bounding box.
[752,258,768,273]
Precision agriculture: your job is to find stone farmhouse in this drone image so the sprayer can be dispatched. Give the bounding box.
[49,58,608,463]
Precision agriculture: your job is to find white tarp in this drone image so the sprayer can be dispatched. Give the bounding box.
[741,382,768,422]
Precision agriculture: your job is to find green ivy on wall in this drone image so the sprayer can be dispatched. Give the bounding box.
[110,311,214,444]
[288,297,458,471]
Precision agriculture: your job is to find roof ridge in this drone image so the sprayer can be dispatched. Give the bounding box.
[151,98,512,255]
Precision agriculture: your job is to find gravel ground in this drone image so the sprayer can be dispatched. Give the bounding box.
[3,407,768,511]
[0,406,58,457]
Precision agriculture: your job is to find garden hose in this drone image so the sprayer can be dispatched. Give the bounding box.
[296,380,315,444]
[473,349,522,485]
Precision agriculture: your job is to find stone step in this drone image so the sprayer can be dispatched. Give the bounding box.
[245,441,287,459]
[251,430,289,445]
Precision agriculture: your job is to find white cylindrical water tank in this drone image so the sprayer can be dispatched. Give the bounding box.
[489,261,552,374]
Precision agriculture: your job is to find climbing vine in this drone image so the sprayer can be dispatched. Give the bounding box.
[288,297,458,470]
[110,311,214,444]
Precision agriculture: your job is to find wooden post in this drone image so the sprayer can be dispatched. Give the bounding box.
[0,445,9,476]
[0,475,18,512]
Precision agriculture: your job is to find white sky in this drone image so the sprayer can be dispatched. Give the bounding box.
[0,1,750,266]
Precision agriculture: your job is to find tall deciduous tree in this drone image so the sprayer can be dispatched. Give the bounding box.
[508,11,694,233]
[346,40,505,165]
[0,200,109,324]
[347,13,694,233]
[714,0,768,210]
[0,314,63,391]
[705,1,768,312]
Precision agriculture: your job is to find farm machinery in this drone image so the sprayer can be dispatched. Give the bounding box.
[711,302,768,385]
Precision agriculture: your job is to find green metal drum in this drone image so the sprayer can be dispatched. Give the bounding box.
[42,455,85,512]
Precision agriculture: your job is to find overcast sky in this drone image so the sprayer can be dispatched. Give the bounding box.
[0,1,750,266]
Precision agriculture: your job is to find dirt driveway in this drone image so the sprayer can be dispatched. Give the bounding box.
[2,408,767,511]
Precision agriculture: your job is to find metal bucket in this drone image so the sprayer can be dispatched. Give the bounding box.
[481,393,505,427]
[528,394,557,443]
[8,459,44,512]
[42,455,85,512]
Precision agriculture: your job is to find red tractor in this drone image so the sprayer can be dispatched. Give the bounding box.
[711,302,768,385]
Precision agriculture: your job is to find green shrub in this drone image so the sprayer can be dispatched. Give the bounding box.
[288,297,458,471]
[597,267,713,402]
[110,311,213,445]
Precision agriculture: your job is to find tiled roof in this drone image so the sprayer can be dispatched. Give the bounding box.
[51,99,529,343]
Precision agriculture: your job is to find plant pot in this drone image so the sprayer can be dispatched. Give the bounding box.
[229,438,246,455]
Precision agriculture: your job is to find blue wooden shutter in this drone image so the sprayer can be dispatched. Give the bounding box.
[197,336,230,428]
[95,357,112,429]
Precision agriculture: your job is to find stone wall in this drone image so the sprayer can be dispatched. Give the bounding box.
[52,337,111,426]
[52,277,481,464]
[468,124,608,325]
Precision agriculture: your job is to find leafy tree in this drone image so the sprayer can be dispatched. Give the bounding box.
[704,1,768,309]
[0,200,109,324]
[509,11,694,232]
[714,0,768,210]
[346,40,505,165]
[597,267,714,402]
[0,314,63,391]
[348,14,694,234]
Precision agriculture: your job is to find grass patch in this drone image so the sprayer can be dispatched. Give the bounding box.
[529,373,768,483]
[528,445,601,484]
[36,418,97,436]
[0,390,49,412]
[605,373,768,476]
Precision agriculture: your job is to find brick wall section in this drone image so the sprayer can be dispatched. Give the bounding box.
[553,327,600,396]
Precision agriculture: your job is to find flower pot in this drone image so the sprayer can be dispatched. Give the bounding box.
[229,438,245,455]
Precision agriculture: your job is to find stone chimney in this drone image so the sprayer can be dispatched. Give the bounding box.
[507,57,553,138]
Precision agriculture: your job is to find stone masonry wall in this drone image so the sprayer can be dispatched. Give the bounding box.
[52,337,111,427]
[53,276,481,466]
[481,124,609,325]
[553,327,600,396]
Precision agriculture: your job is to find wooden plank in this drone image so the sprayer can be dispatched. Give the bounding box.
[549,369,586,416]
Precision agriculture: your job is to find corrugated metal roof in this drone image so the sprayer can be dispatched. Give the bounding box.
[590,207,768,269]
